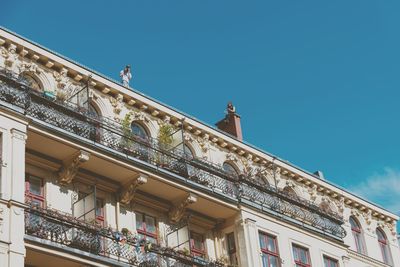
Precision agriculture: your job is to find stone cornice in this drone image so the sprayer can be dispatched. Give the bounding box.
[0,27,397,224]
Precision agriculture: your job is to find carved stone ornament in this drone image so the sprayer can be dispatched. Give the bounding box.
[58,150,90,184]
[168,193,198,223]
[308,184,318,202]
[197,134,210,153]
[18,61,41,75]
[109,93,124,115]
[226,152,239,163]
[334,196,345,215]
[120,173,148,205]
[1,44,18,69]
[183,132,194,142]
[53,68,70,90]
[362,209,372,231]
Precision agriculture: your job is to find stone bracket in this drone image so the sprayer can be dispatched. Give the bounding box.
[58,150,90,185]
[168,193,198,223]
[120,173,148,205]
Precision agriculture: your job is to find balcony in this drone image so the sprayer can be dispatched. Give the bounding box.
[0,69,345,240]
[25,204,225,267]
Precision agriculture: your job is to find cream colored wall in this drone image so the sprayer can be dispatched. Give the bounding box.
[1,31,399,266]
[0,112,28,267]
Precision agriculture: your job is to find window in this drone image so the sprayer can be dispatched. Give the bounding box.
[183,144,194,159]
[21,73,42,92]
[323,256,338,267]
[190,232,205,258]
[292,244,311,267]
[136,212,157,244]
[223,162,239,179]
[131,122,149,141]
[349,216,366,255]
[95,198,105,225]
[377,228,392,265]
[25,175,45,207]
[227,232,238,265]
[259,232,280,267]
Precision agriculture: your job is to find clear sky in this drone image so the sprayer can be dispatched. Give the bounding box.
[2,1,399,219]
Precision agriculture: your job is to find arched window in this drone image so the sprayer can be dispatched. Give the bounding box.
[282,186,298,199]
[183,144,194,159]
[223,162,239,179]
[131,122,149,141]
[377,228,392,265]
[21,73,42,92]
[350,216,366,255]
[88,103,100,119]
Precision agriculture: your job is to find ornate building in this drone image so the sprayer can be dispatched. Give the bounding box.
[0,27,398,267]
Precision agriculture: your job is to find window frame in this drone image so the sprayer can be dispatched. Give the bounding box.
[131,122,149,141]
[377,228,392,265]
[25,174,45,207]
[349,216,366,255]
[259,231,281,267]
[226,232,238,265]
[323,255,339,267]
[136,212,158,243]
[190,231,206,258]
[292,244,311,267]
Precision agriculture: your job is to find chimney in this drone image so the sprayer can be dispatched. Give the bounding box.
[216,102,243,141]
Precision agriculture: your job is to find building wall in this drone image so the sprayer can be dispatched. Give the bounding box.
[0,29,399,267]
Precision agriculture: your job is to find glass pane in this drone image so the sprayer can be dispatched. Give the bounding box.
[131,123,148,140]
[227,232,236,252]
[293,247,299,261]
[261,254,268,267]
[95,199,103,216]
[299,248,308,263]
[184,145,193,158]
[223,162,238,177]
[136,213,144,230]
[145,215,156,234]
[147,236,157,244]
[269,256,278,267]
[259,234,267,249]
[267,236,277,252]
[29,176,42,196]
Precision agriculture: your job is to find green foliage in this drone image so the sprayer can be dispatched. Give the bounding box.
[158,124,174,148]
[120,112,134,148]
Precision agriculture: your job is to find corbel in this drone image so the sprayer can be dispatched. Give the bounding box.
[169,193,198,223]
[120,173,148,205]
[58,150,90,185]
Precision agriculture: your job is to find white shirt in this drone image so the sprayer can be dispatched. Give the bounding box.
[120,70,132,83]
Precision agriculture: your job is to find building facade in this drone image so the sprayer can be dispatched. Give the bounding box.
[0,27,398,267]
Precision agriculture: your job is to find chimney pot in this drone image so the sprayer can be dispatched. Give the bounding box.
[216,102,243,141]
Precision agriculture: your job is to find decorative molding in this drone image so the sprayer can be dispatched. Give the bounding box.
[1,44,18,69]
[0,207,4,233]
[10,128,27,142]
[168,193,197,223]
[120,173,148,205]
[109,93,124,115]
[58,150,90,184]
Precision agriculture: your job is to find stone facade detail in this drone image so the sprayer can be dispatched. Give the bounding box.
[168,193,197,223]
[120,173,148,205]
[58,150,90,184]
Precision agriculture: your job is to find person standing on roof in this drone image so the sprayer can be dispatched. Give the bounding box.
[120,65,132,87]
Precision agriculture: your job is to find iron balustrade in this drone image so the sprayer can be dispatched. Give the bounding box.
[0,69,346,239]
[25,205,226,267]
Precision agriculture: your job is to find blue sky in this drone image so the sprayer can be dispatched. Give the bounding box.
[2,1,399,218]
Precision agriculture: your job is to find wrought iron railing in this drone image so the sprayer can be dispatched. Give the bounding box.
[25,205,225,267]
[0,69,346,239]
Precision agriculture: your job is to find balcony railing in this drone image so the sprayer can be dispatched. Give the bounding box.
[25,205,225,267]
[0,69,346,239]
